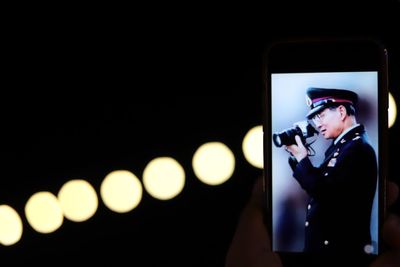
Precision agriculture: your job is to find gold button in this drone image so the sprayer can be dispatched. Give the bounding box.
[305,221,309,227]
[307,204,311,210]
[324,240,329,245]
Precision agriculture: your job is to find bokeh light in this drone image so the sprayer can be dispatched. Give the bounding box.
[143,157,185,200]
[0,205,23,246]
[58,179,98,222]
[389,92,397,128]
[24,192,64,234]
[192,142,235,185]
[100,170,143,213]
[242,125,263,169]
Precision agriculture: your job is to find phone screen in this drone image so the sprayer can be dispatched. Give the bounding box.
[264,39,388,262]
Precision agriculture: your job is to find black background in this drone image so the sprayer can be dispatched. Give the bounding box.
[1,2,400,266]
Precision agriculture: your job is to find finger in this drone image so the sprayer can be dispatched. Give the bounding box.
[370,250,400,267]
[387,181,399,206]
[382,214,400,249]
[225,177,283,267]
[249,176,265,209]
[294,135,305,148]
[283,146,293,155]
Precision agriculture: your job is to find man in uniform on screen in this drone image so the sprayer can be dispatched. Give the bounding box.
[284,87,378,255]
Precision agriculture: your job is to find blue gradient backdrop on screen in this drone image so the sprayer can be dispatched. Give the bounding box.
[271,72,379,253]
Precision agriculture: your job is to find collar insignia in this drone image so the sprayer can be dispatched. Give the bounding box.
[328,158,337,167]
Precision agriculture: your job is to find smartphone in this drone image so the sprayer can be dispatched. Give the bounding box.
[263,38,388,265]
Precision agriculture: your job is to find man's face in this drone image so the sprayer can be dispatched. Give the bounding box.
[311,107,343,139]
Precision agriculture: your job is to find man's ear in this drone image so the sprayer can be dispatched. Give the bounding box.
[338,105,347,120]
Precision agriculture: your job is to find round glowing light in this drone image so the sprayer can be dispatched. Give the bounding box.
[192,142,235,185]
[242,125,263,169]
[57,179,98,222]
[143,157,185,200]
[0,205,23,246]
[389,92,397,128]
[100,170,143,213]
[24,192,64,234]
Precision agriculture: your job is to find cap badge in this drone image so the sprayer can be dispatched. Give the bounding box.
[306,96,312,107]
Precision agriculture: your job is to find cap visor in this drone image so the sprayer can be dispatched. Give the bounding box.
[306,105,325,119]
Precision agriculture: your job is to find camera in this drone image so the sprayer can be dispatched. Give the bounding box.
[272,120,318,147]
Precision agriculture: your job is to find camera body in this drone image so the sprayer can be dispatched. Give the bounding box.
[272,120,317,147]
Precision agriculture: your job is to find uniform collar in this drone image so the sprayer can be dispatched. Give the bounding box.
[334,124,362,145]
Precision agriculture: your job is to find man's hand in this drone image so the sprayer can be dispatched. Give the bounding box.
[285,135,308,162]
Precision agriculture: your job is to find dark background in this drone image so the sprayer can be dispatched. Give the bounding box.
[1,2,400,266]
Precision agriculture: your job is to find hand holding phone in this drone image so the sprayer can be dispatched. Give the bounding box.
[262,38,389,265]
[225,177,400,267]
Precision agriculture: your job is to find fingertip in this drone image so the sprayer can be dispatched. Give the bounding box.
[387,181,399,206]
[382,214,400,249]
[250,176,265,208]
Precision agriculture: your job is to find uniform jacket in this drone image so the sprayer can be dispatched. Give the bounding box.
[290,124,377,255]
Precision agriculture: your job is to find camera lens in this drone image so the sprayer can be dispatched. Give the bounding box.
[272,127,300,147]
[272,123,316,148]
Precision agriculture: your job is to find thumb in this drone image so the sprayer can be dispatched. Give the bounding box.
[295,135,305,148]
